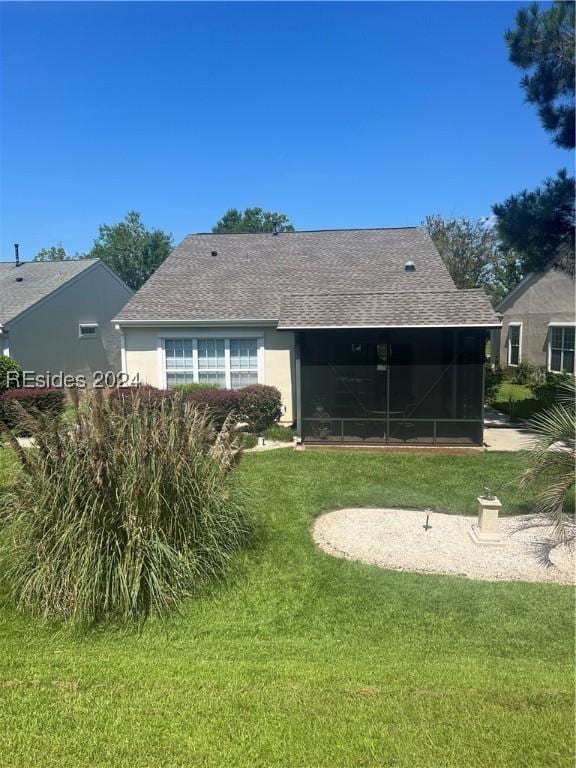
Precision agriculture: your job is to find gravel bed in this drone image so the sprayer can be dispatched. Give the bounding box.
[311,508,575,584]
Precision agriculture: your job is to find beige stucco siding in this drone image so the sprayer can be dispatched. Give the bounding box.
[497,268,575,369]
[123,326,296,423]
[6,264,132,377]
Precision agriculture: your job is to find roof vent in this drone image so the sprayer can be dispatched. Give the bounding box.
[211,250,217,257]
[14,243,20,268]
[404,260,416,272]
[15,276,23,282]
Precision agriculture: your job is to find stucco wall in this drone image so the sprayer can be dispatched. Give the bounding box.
[123,325,296,423]
[497,268,575,369]
[6,263,132,378]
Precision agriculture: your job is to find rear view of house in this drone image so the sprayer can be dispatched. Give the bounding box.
[493,266,575,374]
[0,258,133,377]
[115,228,501,447]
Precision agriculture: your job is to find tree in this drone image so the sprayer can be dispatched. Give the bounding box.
[34,246,73,262]
[424,214,521,304]
[492,170,575,275]
[212,207,294,234]
[505,1,575,149]
[87,212,173,290]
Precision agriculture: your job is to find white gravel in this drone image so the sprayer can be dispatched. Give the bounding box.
[311,508,575,584]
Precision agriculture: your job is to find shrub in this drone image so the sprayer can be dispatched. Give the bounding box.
[484,361,503,402]
[0,356,23,390]
[264,425,295,442]
[237,432,258,449]
[0,387,66,433]
[533,371,575,409]
[0,391,251,623]
[238,384,282,433]
[108,385,175,415]
[187,388,242,428]
[171,382,218,395]
[510,361,546,388]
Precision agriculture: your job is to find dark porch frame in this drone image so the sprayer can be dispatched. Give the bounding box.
[294,327,487,448]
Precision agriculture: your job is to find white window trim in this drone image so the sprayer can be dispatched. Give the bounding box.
[158,331,264,389]
[507,322,522,367]
[547,324,576,374]
[79,323,99,339]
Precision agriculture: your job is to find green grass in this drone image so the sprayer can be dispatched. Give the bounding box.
[492,380,545,421]
[0,449,573,767]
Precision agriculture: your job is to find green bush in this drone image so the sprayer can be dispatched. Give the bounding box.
[0,391,251,624]
[237,432,258,449]
[510,361,546,388]
[171,382,218,395]
[533,371,575,409]
[0,387,66,434]
[0,356,23,390]
[484,361,504,402]
[264,425,295,442]
[238,384,283,433]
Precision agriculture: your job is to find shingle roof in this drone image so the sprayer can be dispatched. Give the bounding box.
[0,259,99,325]
[278,289,500,328]
[115,228,500,328]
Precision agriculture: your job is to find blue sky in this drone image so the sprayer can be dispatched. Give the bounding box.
[0,1,567,260]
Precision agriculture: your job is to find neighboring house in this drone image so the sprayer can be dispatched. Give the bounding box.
[115,228,500,447]
[0,259,133,378]
[493,266,575,374]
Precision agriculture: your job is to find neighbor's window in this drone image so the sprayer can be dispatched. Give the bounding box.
[508,324,521,366]
[548,326,575,374]
[79,323,98,338]
[164,337,259,388]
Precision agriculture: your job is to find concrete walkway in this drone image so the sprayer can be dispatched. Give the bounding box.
[483,427,538,451]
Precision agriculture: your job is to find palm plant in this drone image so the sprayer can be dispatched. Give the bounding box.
[522,379,575,548]
[0,389,251,623]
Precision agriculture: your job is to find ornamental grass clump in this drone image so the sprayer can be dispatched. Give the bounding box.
[0,389,251,624]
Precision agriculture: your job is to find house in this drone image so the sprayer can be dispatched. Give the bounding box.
[493,266,575,374]
[0,258,133,378]
[115,228,500,447]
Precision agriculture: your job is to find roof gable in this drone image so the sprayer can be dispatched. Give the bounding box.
[0,259,100,325]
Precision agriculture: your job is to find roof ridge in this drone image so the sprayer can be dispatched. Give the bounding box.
[189,226,422,236]
[283,288,470,299]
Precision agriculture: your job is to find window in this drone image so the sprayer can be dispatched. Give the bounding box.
[230,338,258,388]
[164,338,194,387]
[508,324,521,366]
[79,323,98,338]
[163,336,260,389]
[548,326,575,374]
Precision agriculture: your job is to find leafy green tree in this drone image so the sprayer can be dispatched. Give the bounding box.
[505,1,574,149]
[34,246,73,262]
[492,170,575,275]
[212,207,294,234]
[424,214,521,304]
[87,211,173,290]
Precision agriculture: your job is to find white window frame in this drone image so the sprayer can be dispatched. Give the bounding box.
[547,323,576,374]
[79,323,99,339]
[507,322,522,367]
[158,331,264,389]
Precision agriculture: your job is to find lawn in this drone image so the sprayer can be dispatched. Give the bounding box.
[492,380,545,422]
[0,449,573,767]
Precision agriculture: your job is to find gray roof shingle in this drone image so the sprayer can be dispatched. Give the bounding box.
[278,289,500,328]
[0,260,99,325]
[115,228,500,327]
